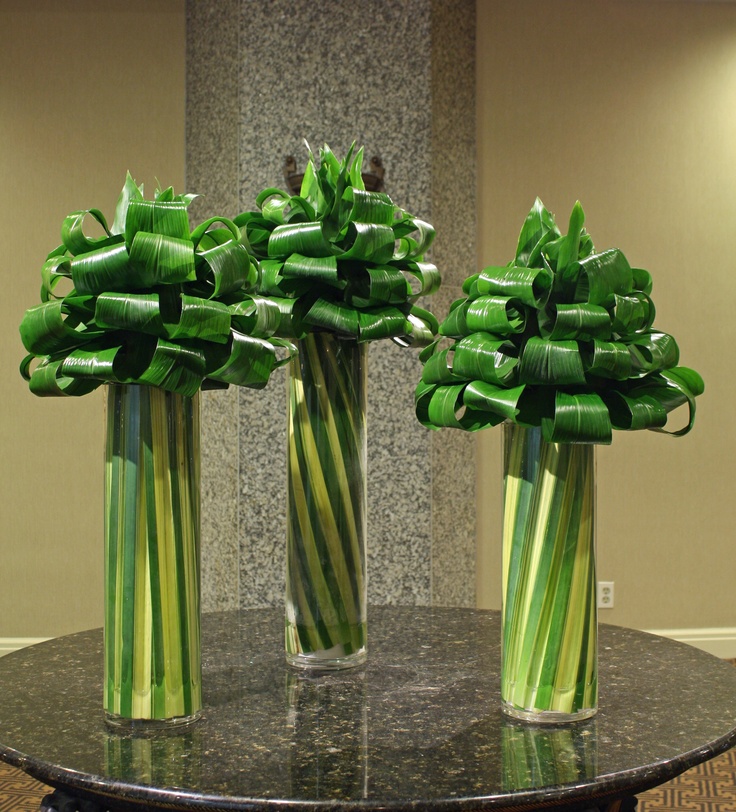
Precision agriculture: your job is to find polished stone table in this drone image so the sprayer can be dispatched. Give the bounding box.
[0,607,735,812]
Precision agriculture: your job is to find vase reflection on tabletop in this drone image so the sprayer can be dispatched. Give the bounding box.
[286,669,368,797]
[501,716,598,789]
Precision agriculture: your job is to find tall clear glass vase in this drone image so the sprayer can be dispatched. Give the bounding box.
[501,423,597,723]
[286,333,368,670]
[104,384,202,728]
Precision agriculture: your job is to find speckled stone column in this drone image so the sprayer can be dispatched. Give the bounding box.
[186,0,476,611]
[186,0,242,610]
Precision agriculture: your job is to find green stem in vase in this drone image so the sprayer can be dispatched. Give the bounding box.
[501,423,597,720]
[104,384,201,723]
[286,332,367,665]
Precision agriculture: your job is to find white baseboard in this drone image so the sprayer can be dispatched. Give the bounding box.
[0,637,50,657]
[644,627,736,659]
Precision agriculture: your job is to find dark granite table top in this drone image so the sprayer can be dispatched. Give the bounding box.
[0,607,735,812]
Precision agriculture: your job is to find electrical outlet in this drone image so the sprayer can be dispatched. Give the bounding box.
[597,581,614,609]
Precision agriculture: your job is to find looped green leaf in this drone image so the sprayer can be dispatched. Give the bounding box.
[417,382,500,431]
[269,222,335,258]
[341,187,395,226]
[582,339,633,380]
[338,222,395,263]
[452,333,519,386]
[416,199,703,442]
[20,297,102,354]
[344,265,409,307]
[560,248,633,306]
[626,331,679,377]
[241,143,439,347]
[542,392,612,444]
[41,254,73,301]
[463,380,527,422]
[22,356,102,397]
[128,232,197,288]
[135,338,206,396]
[71,243,131,295]
[166,294,232,343]
[124,198,190,245]
[61,344,124,383]
[203,330,279,389]
[402,306,439,347]
[611,292,655,334]
[94,291,165,336]
[403,261,441,301]
[538,303,611,340]
[393,217,435,262]
[604,391,668,431]
[283,253,342,290]
[228,295,282,337]
[467,296,526,334]
[19,175,294,397]
[472,266,552,308]
[195,239,256,297]
[61,208,116,256]
[518,337,586,386]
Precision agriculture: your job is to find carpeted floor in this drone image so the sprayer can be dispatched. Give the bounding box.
[0,762,47,812]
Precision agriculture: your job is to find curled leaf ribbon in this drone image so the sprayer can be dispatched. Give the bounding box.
[20,173,294,397]
[234,143,440,345]
[416,199,704,443]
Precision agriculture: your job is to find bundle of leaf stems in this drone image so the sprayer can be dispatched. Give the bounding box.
[286,333,366,663]
[501,423,597,718]
[104,384,201,722]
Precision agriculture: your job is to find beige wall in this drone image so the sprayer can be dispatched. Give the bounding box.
[0,1,185,637]
[476,0,736,630]
[3,0,734,640]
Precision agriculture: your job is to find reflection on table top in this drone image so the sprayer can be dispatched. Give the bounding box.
[0,607,735,811]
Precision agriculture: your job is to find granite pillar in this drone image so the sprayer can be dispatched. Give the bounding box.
[186,0,476,611]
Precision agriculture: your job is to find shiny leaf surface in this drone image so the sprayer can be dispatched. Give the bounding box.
[19,175,294,397]
[416,199,703,442]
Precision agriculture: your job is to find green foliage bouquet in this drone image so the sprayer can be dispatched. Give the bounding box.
[235,142,440,344]
[416,198,703,721]
[18,174,292,724]
[236,143,441,666]
[416,198,703,442]
[20,173,291,397]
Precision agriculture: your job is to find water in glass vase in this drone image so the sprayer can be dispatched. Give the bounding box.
[104,384,202,728]
[285,333,367,670]
[501,423,597,723]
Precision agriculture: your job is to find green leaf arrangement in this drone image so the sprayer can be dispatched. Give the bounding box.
[19,172,292,398]
[414,198,705,720]
[234,142,440,345]
[237,144,441,664]
[18,174,294,723]
[415,198,704,444]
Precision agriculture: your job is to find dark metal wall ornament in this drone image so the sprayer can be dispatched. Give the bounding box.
[283,154,385,195]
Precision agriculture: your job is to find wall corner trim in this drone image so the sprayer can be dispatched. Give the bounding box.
[644,627,736,659]
[0,638,51,657]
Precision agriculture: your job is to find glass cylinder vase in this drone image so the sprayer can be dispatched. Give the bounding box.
[501,423,597,723]
[104,384,202,728]
[286,332,367,670]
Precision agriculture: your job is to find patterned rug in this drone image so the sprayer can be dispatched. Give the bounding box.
[0,762,48,812]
